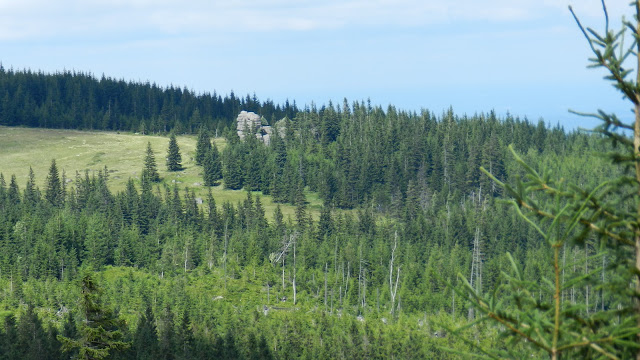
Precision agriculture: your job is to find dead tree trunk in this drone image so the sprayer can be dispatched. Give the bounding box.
[389,231,401,315]
[469,226,482,321]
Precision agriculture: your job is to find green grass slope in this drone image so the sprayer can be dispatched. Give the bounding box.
[0,126,320,220]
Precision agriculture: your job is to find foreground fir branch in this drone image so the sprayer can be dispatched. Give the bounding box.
[448,1,640,359]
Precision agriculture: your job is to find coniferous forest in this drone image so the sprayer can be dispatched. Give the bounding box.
[1,3,640,358]
[0,71,622,358]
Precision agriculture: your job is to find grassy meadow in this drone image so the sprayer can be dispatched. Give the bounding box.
[0,126,320,220]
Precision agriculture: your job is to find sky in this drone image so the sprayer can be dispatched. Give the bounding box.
[0,0,635,129]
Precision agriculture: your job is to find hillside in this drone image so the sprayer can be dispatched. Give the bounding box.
[0,72,634,359]
[0,125,321,220]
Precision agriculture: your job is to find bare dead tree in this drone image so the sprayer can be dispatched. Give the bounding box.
[389,231,401,315]
[269,231,298,304]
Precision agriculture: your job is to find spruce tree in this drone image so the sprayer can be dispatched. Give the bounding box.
[166,133,183,172]
[206,188,220,235]
[244,134,263,191]
[143,142,161,182]
[244,152,263,191]
[60,312,79,359]
[45,159,63,207]
[23,166,40,209]
[138,169,155,235]
[1,315,20,360]
[16,305,47,359]
[177,312,194,359]
[58,271,129,359]
[203,144,222,186]
[8,174,19,206]
[317,203,333,240]
[158,305,176,360]
[223,146,244,190]
[133,304,159,360]
[195,127,212,166]
[256,334,273,360]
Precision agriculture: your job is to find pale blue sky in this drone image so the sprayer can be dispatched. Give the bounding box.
[0,0,634,129]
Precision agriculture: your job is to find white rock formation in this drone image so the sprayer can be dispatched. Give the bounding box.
[236,111,262,140]
[236,110,275,145]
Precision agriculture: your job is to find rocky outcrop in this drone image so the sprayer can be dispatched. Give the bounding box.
[236,110,274,145]
[273,117,288,138]
[236,111,262,140]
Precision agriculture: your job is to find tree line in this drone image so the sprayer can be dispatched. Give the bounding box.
[0,66,298,134]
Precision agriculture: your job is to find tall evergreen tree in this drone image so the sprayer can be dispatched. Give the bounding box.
[45,159,63,207]
[7,174,20,206]
[60,312,79,359]
[132,304,159,360]
[222,146,244,190]
[452,3,640,359]
[195,127,212,166]
[203,144,222,186]
[244,134,263,191]
[58,271,129,359]
[317,203,333,240]
[176,312,194,360]
[23,166,40,209]
[143,142,161,182]
[206,188,220,235]
[138,170,155,235]
[166,133,183,172]
[1,314,20,360]
[16,305,47,359]
[158,305,176,360]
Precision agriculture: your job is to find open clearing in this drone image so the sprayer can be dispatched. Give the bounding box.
[0,126,320,220]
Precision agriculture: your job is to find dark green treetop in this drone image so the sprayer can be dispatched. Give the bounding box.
[203,144,222,187]
[166,133,183,172]
[143,142,161,182]
[195,127,212,166]
[45,159,63,207]
[58,271,130,359]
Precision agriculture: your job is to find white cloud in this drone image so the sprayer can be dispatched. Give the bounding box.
[0,0,633,41]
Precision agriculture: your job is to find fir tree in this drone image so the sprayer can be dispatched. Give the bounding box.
[133,304,159,360]
[8,174,20,206]
[23,166,40,209]
[203,144,222,186]
[451,3,640,358]
[60,312,79,359]
[244,153,263,191]
[158,304,176,360]
[143,142,161,182]
[206,188,220,235]
[16,305,47,359]
[138,170,155,235]
[195,127,212,166]
[295,189,307,229]
[1,314,20,360]
[177,312,194,360]
[223,146,244,190]
[45,159,63,207]
[166,133,183,172]
[244,134,263,191]
[58,271,129,359]
[317,203,333,240]
[256,334,273,360]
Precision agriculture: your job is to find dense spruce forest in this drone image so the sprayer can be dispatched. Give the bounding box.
[0,66,298,134]
[0,68,629,359]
